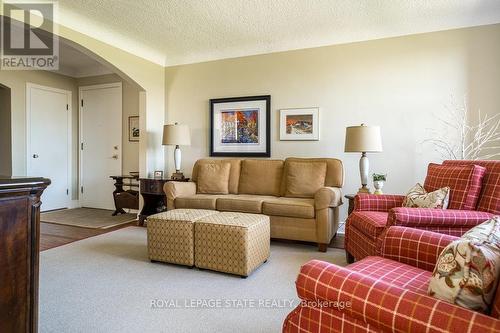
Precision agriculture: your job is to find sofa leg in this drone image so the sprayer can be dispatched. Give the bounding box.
[346,250,355,264]
[318,243,328,252]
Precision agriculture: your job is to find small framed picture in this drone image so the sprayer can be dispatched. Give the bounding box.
[129,116,139,142]
[153,171,163,179]
[279,108,320,141]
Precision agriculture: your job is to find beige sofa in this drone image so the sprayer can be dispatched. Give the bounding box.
[164,158,344,252]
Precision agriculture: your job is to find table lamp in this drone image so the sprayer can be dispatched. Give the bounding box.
[162,123,191,180]
[344,124,383,193]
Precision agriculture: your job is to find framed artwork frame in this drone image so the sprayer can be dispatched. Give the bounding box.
[210,95,271,157]
[153,170,163,179]
[279,107,320,141]
[128,116,140,142]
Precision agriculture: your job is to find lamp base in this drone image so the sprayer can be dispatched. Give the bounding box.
[170,172,186,180]
[357,185,371,194]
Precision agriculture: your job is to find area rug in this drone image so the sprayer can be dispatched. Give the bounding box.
[40,227,346,332]
[41,208,137,229]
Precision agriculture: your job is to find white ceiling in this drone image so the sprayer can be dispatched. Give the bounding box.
[56,0,500,66]
[54,42,113,78]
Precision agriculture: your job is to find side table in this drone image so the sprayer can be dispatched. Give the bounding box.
[139,178,190,226]
[345,194,355,216]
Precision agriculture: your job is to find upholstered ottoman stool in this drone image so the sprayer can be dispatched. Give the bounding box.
[194,212,270,277]
[147,209,218,266]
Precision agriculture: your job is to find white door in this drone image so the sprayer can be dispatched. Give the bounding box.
[80,83,122,210]
[27,84,71,211]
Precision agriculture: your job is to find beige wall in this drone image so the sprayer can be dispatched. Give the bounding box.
[0,85,11,176]
[165,24,500,222]
[0,70,79,197]
[77,74,140,175]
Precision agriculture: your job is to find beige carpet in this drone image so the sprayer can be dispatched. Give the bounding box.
[40,227,347,332]
[41,208,137,229]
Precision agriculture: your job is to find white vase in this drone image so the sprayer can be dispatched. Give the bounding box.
[373,180,385,195]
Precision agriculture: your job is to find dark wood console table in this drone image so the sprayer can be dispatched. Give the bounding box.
[139,178,189,226]
[110,175,139,216]
[0,177,50,333]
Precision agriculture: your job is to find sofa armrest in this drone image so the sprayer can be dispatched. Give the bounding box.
[387,207,493,228]
[354,194,405,212]
[380,226,458,271]
[163,181,197,210]
[296,260,500,333]
[314,187,343,210]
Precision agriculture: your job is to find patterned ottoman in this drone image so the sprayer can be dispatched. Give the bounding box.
[147,209,218,266]
[194,212,270,277]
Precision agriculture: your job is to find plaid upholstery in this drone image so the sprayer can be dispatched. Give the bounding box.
[285,259,500,333]
[380,226,457,272]
[493,286,500,319]
[345,212,388,259]
[348,256,431,294]
[424,163,486,210]
[354,194,405,212]
[387,207,493,228]
[443,160,500,214]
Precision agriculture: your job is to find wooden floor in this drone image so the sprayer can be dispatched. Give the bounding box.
[40,221,137,251]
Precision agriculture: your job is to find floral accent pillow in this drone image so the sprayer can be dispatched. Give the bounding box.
[428,217,500,314]
[402,183,450,209]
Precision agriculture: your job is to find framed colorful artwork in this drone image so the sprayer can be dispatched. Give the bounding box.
[279,107,320,141]
[128,116,140,142]
[210,95,271,157]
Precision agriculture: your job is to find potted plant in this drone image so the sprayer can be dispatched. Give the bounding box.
[372,173,387,195]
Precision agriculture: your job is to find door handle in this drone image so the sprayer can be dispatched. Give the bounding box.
[33,154,39,158]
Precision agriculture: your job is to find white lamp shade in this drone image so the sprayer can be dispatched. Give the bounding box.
[344,124,383,152]
[162,124,191,146]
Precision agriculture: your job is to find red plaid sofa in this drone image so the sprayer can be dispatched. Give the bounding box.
[345,160,499,262]
[283,227,500,333]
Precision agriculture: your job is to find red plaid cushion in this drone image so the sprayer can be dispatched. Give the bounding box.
[424,163,486,210]
[348,256,431,294]
[380,226,457,271]
[444,160,500,214]
[354,194,405,212]
[294,260,500,333]
[387,207,493,228]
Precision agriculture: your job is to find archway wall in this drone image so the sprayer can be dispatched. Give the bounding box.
[57,24,166,178]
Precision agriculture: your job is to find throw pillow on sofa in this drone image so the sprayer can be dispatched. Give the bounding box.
[424,163,486,210]
[428,216,500,314]
[285,161,327,198]
[197,163,231,194]
[402,183,450,209]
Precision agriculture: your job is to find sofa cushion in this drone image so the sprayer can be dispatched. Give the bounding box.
[175,194,223,210]
[262,197,315,219]
[424,163,486,210]
[443,160,500,215]
[282,158,343,195]
[349,256,431,294]
[402,183,450,209]
[192,159,241,194]
[216,195,276,214]
[285,161,326,198]
[197,163,231,194]
[238,159,284,196]
[428,217,500,314]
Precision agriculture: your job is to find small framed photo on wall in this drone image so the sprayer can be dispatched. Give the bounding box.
[128,116,140,142]
[153,171,163,179]
[279,107,320,141]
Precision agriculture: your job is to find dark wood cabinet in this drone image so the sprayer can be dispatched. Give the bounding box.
[138,178,189,226]
[0,177,50,333]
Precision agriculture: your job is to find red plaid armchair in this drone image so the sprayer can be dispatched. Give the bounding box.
[283,227,500,333]
[345,160,499,262]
